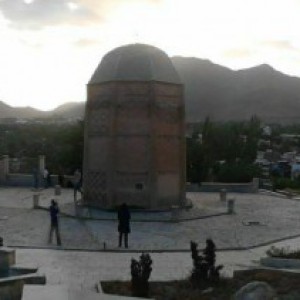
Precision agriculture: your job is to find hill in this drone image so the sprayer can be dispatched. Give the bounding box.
[51,102,84,119]
[0,101,47,119]
[53,59,300,123]
[171,57,300,123]
[2,57,300,123]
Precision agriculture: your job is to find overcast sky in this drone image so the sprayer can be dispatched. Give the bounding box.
[0,0,299,110]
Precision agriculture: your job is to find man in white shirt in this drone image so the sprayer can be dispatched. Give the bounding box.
[43,167,49,188]
[73,169,83,201]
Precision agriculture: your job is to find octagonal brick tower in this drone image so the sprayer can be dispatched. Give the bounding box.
[83,44,185,209]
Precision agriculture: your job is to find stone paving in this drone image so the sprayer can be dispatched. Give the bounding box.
[2,187,300,293]
[1,187,300,251]
[14,236,300,292]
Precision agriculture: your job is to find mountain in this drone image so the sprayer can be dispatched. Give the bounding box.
[171,57,300,123]
[0,101,84,121]
[0,101,47,119]
[1,57,300,123]
[51,102,84,119]
[49,61,300,123]
[171,57,236,122]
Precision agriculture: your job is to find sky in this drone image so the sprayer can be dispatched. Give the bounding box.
[0,0,300,110]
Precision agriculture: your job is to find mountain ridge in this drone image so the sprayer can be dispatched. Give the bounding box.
[1,58,300,123]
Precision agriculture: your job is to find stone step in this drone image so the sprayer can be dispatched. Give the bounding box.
[97,295,152,300]
[70,291,152,299]
[22,285,154,300]
[22,285,69,300]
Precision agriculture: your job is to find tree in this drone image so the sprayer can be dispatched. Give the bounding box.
[186,117,262,182]
[0,122,84,174]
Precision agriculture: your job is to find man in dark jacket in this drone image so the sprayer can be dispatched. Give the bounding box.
[48,200,62,246]
[118,203,131,248]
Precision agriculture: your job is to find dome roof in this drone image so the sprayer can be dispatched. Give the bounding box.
[89,44,181,85]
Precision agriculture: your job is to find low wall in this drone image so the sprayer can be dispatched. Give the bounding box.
[3,174,59,187]
[1,174,74,188]
[199,182,255,193]
[0,280,23,300]
[187,179,259,193]
[3,174,258,192]
[260,257,300,269]
[0,273,46,300]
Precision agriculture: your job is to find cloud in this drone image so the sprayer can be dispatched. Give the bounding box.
[223,48,254,59]
[0,0,162,29]
[0,0,98,29]
[73,38,99,48]
[261,40,297,51]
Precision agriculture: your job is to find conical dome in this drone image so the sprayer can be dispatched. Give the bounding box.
[89,44,181,85]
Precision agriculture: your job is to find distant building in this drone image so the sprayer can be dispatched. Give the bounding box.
[262,125,272,136]
[255,152,271,178]
[281,151,297,163]
[280,134,300,142]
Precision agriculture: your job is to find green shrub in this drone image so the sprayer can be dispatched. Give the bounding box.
[272,177,300,190]
[216,162,262,183]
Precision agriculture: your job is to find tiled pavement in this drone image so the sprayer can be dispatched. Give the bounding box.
[15,236,300,291]
[2,187,300,291]
[1,187,300,251]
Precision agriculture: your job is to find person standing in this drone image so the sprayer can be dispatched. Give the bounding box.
[47,169,52,188]
[118,203,131,248]
[58,168,65,187]
[48,200,62,246]
[73,169,83,201]
[32,167,39,189]
[43,167,49,188]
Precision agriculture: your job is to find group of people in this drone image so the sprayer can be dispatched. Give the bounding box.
[32,166,52,189]
[33,167,82,192]
[48,200,131,248]
[45,167,131,248]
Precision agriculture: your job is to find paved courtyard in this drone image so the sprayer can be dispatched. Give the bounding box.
[1,187,300,251]
[14,236,300,292]
[2,187,300,293]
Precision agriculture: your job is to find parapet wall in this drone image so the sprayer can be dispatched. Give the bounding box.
[5,174,59,187]
[0,155,63,188]
[187,178,259,193]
